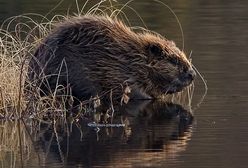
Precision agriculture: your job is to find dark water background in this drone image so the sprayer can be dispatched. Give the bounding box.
[0,0,248,168]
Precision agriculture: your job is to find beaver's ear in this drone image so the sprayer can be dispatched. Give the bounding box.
[147,43,162,57]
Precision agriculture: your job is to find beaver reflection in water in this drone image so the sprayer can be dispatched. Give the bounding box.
[28,15,196,101]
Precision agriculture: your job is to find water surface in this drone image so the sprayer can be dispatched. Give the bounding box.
[0,0,248,168]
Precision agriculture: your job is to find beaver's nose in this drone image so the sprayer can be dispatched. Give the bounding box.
[185,68,196,81]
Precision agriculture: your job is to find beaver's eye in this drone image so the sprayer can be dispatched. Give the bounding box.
[183,66,188,73]
[168,56,179,65]
[148,44,163,59]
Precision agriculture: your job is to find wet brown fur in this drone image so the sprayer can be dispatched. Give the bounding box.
[28,15,195,100]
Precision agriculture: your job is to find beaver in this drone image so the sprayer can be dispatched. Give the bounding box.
[28,15,196,101]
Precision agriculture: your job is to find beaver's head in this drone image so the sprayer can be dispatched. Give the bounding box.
[127,33,196,97]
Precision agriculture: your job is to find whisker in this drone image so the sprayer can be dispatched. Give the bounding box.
[192,64,208,111]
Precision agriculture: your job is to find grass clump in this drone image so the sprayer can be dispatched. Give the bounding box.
[0,14,68,119]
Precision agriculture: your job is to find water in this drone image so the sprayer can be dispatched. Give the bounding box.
[0,0,248,167]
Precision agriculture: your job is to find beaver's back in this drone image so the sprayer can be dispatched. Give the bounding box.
[28,15,142,100]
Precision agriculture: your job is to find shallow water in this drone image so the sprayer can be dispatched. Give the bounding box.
[0,0,248,168]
